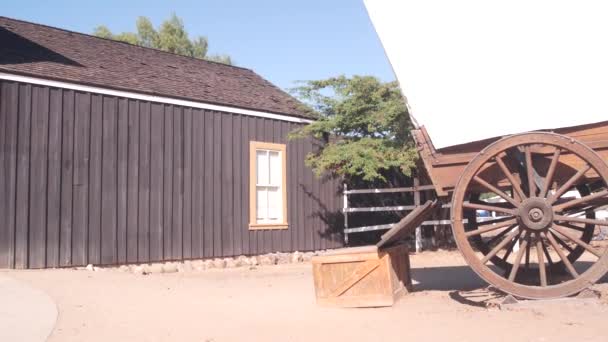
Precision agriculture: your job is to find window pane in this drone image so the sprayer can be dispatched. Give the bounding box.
[267,187,282,221]
[269,151,281,186]
[256,150,268,185]
[256,187,268,221]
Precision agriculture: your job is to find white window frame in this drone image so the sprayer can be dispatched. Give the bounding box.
[249,141,288,230]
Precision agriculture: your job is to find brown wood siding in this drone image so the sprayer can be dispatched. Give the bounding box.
[0,80,343,268]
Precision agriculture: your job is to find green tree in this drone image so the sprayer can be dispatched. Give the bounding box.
[93,13,232,65]
[290,75,418,182]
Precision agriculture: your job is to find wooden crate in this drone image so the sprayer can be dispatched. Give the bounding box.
[312,244,412,307]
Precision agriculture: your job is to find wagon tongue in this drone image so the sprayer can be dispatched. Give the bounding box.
[376,200,438,249]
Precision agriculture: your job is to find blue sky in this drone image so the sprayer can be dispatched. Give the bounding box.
[2,0,396,90]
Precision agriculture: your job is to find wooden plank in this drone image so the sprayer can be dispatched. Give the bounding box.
[191,110,203,258]
[232,114,243,256]
[126,100,139,263]
[28,86,49,268]
[117,98,129,264]
[329,169,338,248]
[235,116,251,255]
[163,105,174,260]
[138,102,151,262]
[203,110,214,258]
[172,106,183,260]
[286,123,296,252]
[59,90,74,266]
[1,82,18,268]
[319,149,327,250]
[376,200,438,249]
[213,112,222,256]
[247,116,258,254]
[149,103,163,261]
[329,260,380,297]
[183,108,193,259]
[256,118,267,254]
[46,88,63,268]
[88,93,103,265]
[304,139,313,251]
[72,91,90,266]
[297,138,306,252]
[271,120,282,252]
[343,185,436,194]
[15,84,32,268]
[221,113,233,256]
[0,82,6,267]
[262,118,272,254]
[310,145,325,249]
[101,96,118,265]
[279,121,291,252]
[272,120,282,252]
[344,205,417,213]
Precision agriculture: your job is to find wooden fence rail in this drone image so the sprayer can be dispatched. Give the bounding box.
[342,178,452,252]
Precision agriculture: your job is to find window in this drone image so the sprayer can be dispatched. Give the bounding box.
[249,141,288,229]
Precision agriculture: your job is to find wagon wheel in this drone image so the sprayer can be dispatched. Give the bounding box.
[452,132,608,299]
[465,185,596,274]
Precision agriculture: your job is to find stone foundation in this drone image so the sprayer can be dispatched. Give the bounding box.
[80,251,323,275]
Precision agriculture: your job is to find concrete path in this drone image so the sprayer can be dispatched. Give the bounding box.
[0,273,57,342]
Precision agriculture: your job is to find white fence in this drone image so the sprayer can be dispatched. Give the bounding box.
[342,179,451,252]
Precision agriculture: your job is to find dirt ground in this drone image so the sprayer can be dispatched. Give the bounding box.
[4,249,608,342]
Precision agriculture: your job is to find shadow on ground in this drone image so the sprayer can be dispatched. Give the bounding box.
[411,265,485,292]
[411,262,608,307]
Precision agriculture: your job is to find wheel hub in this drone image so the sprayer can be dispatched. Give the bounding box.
[518,197,553,231]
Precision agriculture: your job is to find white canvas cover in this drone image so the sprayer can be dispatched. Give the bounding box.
[364,0,608,149]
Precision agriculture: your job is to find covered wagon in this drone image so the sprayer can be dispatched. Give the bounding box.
[364,0,608,299]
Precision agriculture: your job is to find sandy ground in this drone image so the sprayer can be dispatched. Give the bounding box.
[4,250,608,342]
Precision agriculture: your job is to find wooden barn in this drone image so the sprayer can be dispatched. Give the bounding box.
[0,16,343,269]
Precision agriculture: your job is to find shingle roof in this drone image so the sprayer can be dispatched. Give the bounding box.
[0,16,312,118]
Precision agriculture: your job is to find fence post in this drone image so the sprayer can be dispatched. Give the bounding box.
[343,183,349,244]
[414,177,423,252]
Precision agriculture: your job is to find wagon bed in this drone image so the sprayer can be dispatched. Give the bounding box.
[415,121,608,197]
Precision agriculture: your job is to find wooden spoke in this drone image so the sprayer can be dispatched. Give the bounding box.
[550,231,574,253]
[551,225,603,258]
[525,237,531,270]
[524,146,537,197]
[556,222,586,233]
[463,202,518,216]
[465,218,518,237]
[541,238,554,267]
[470,201,516,210]
[554,189,608,212]
[563,205,605,218]
[548,164,591,204]
[536,238,547,287]
[543,232,579,279]
[495,155,527,200]
[540,148,561,198]
[473,176,520,207]
[486,224,518,246]
[502,230,522,262]
[508,231,530,281]
[481,227,521,264]
[475,215,517,226]
[554,214,608,227]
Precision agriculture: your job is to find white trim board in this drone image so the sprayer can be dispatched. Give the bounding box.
[0,72,313,124]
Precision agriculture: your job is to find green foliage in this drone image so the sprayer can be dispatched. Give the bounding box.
[93,13,231,64]
[290,75,417,182]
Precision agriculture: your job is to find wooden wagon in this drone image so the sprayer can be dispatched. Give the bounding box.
[364,0,608,299]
